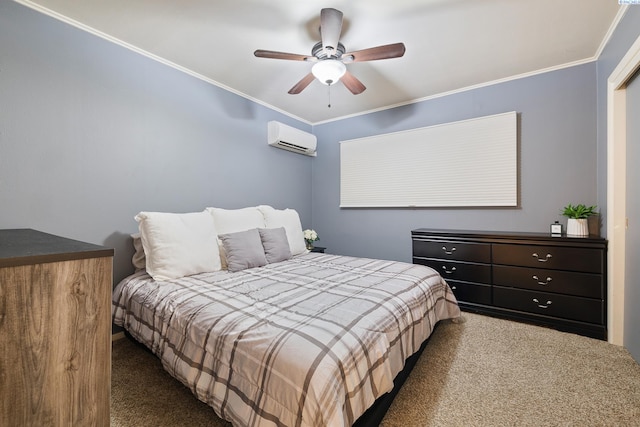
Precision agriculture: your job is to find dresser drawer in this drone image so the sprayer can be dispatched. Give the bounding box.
[413,258,491,284]
[493,287,604,324]
[447,280,492,305]
[412,239,490,263]
[492,244,603,273]
[493,265,603,299]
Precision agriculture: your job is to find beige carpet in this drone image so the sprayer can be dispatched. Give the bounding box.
[111,313,640,426]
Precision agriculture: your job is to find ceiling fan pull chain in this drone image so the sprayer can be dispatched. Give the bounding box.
[328,84,332,108]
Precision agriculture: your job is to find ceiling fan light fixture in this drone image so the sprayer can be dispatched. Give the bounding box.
[312,59,346,85]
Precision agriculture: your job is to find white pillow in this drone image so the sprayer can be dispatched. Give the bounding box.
[257,205,306,256]
[135,210,221,280]
[206,207,266,234]
[206,207,267,269]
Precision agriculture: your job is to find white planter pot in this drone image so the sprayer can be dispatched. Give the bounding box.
[567,218,589,237]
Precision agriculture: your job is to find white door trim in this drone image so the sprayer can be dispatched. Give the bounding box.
[607,34,640,345]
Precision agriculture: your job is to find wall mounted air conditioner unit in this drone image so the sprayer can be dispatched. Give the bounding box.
[267,121,317,157]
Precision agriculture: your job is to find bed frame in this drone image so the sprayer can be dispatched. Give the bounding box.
[352,327,433,427]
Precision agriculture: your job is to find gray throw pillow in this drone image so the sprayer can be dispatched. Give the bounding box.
[219,228,268,272]
[259,227,292,264]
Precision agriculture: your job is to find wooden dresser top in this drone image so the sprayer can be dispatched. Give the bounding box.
[411,228,607,246]
[0,229,114,268]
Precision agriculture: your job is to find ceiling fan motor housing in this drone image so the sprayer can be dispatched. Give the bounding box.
[312,41,346,60]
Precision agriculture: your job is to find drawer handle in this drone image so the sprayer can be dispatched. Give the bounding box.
[532,298,552,309]
[532,275,553,285]
[442,246,457,255]
[441,266,457,274]
[531,253,552,262]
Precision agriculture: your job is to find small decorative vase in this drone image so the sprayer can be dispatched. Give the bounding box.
[306,241,314,250]
[567,218,589,237]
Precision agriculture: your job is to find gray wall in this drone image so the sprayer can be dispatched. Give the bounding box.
[311,63,598,262]
[0,1,313,284]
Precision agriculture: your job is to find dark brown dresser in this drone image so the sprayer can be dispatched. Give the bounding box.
[411,229,607,340]
[0,229,114,426]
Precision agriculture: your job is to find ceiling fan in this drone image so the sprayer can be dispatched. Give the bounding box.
[254,8,406,95]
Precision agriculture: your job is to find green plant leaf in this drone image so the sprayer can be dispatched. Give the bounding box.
[561,203,597,219]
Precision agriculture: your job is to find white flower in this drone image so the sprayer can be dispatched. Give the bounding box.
[303,229,319,242]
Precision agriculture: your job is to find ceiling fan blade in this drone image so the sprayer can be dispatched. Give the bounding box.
[254,50,316,62]
[343,42,406,63]
[320,8,343,53]
[341,71,366,95]
[288,73,316,94]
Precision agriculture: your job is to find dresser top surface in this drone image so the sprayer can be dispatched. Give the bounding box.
[411,228,607,245]
[0,229,114,268]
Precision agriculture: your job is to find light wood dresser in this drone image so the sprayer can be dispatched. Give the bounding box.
[0,229,114,426]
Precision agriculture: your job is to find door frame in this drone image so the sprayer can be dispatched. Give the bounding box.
[607,34,640,345]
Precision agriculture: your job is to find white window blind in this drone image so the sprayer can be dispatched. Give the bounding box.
[340,111,518,207]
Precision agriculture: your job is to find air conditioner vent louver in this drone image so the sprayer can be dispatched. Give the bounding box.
[267,121,317,157]
[277,140,308,152]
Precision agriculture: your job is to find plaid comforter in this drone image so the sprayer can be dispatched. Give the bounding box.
[112,253,460,427]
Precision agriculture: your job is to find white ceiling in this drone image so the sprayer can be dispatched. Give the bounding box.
[17,0,623,124]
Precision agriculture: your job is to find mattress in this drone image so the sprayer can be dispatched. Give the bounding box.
[112,252,460,427]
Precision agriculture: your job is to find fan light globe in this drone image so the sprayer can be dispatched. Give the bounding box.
[312,59,346,85]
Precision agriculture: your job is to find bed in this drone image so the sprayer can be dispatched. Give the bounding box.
[111,207,460,427]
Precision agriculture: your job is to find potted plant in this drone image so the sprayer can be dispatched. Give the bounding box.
[562,203,597,236]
